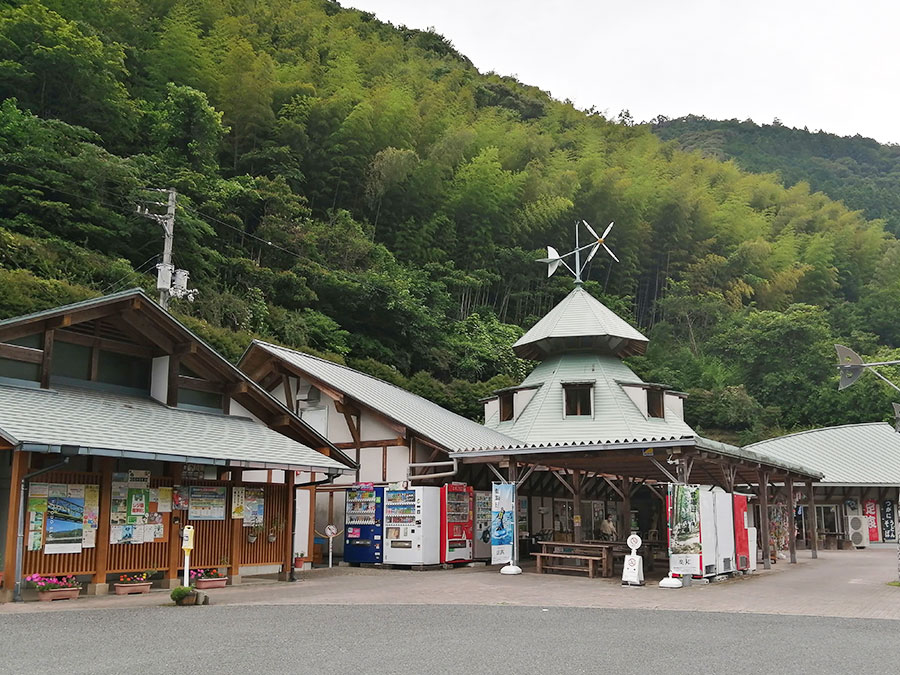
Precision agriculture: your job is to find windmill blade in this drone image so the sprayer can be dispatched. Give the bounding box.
[602,243,620,263]
[537,245,561,263]
[586,242,601,262]
[835,344,864,390]
[582,220,600,240]
[602,221,615,239]
[547,259,561,277]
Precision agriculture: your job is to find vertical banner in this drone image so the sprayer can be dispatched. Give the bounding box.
[668,484,701,576]
[491,482,515,565]
[45,485,85,554]
[863,499,879,542]
[882,499,895,541]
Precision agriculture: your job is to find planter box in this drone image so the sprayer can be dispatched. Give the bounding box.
[114,582,152,595]
[38,587,80,602]
[194,577,227,589]
[175,592,198,606]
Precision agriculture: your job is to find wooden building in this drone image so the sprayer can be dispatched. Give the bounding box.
[0,290,354,601]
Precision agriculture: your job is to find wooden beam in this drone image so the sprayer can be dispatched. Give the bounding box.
[759,469,771,570]
[282,373,295,412]
[283,470,295,579]
[602,476,625,500]
[167,354,180,407]
[166,464,184,583]
[573,470,583,543]
[2,451,28,583]
[270,414,292,428]
[177,375,225,394]
[54,329,155,359]
[229,469,243,579]
[0,342,43,363]
[621,476,632,537]
[807,480,818,560]
[40,329,54,388]
[118,309,177,353]
[92,458,114,587]
[786,475,797,564]
[333,437,405,450]
[226,381,249,396]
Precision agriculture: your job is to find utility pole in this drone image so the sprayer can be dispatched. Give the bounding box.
[137,188,196,309]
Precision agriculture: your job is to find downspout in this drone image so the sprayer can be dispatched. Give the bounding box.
[288,472,342,582]
[407,458,458,482]
[14,445,80,602]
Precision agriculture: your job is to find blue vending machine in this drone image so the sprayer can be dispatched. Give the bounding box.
[343,484,384,564]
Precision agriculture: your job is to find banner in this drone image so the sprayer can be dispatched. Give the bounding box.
[863,499,879,542]
[882,499,896,541]
[491,482,515,565]
[668,484,701,576]
[45,485,85,554]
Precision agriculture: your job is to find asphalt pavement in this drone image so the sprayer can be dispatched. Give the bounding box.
[1,604,896,674]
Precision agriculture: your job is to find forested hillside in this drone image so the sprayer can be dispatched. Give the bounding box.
[653,115,900,235]
[2,0,900,442]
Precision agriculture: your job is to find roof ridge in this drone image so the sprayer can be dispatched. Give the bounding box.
[744,421,891,449]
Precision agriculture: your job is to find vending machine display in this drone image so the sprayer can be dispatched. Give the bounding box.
[344,484,384,564]
[383,486,440,565]
[440,483,473,563]
[733,494,750,571]
[474,491,492,560]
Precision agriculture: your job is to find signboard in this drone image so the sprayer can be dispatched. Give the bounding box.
[863,499,879,542]
[669,484,701,576]
[491,482,515,565]
[622,554,644,585]
[188,486,227,520]
[883,499,896,541]
[45,484,85,554]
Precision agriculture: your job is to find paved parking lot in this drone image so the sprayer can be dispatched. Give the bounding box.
[2,548,898,620]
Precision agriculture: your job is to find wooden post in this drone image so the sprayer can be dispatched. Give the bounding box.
[786,475,797,564]
[759,470,771,570]
[229,469,243,582]
[281,470,295,580]
[807,481,818,559]
[40,329,54,389]
[307,485,317,565]
[90,458,114,593]
[165,464,184,586]
[2,450,28,597]
[620,476,631,539]
[166,354,180,408]
[572,470,583,544]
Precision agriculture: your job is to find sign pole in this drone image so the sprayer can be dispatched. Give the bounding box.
[182,525,194,586]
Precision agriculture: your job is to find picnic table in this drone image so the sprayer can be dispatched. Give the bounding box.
[586,539,662,572]
[534,541,614,578]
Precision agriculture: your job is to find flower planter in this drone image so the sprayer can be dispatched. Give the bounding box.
[175,591,198,606]
[267,534,277,543]
[38,587,80,602]
[194,577,227,590]
[247,534,258,544]
[114,582,152,595]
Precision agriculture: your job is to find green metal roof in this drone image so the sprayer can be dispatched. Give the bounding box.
[513,286,648,360]
[249,341,522,453]
[743,423,900,485]
[0,383,352,473]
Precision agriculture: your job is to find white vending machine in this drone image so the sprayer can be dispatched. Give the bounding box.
[474,490,492,560]
[698,486,736,577]
[383,486,440,565]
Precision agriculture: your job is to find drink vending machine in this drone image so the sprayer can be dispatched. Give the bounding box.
[473,490,492,560]
[343,484,384,564]
[732,494,751,571]
[383,485,440,565]
[440,483,473,563]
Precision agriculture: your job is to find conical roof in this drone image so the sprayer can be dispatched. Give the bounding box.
[513,286,648,360]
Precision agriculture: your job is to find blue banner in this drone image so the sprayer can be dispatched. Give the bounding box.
[491,482,515,565]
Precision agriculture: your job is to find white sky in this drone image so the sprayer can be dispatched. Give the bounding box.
[342,0,900,144]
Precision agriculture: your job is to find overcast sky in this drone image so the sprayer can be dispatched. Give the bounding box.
[342,0,900,144]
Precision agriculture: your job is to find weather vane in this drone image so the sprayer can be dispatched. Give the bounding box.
[538,219,618,283]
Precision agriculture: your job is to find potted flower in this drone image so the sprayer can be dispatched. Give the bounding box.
[25,574,82,601]
[247,523,264,544]
[268,517,285,543]
[114,570,154,595]
[170,585,197,606]
[190,568,227,589]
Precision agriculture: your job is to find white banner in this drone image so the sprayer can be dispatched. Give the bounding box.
[491,482,515,565]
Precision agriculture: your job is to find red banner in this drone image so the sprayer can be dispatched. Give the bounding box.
[863,499,879,542]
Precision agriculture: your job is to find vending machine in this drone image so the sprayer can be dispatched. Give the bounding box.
[343,484,384,564]
[733,494,751,571]
[669,484,737,579]
[474,490,492,560]
[440,483,473,563]
[383,485,440,565]
[699,486,735,576]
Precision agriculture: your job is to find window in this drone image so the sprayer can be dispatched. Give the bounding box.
[96,350,150,391]
[647,388,665,418]
[0,334,41,383]
[564,384,592,416]
[499,392,514,421]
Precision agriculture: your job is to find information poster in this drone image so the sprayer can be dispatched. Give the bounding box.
[157,487,173,513]
[882,499,895,541]
[491,482,515,565]
[863,499,879,542]
[127,488,149,517]
[188,486,227,520]
[128,470,151,489]
[232,487,245,519]
[243,488,264,526]
[173,487,190,510]
[669,484,701,576]
[82,484,99,549]
[45,485,85,554]
[27,483,49,513]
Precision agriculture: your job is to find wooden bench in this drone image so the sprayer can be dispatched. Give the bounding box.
[534,552,607,578]
[534,542,613,578]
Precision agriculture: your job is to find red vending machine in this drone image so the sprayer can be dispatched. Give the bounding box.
[440,483,473,563]
[733,494,750,571]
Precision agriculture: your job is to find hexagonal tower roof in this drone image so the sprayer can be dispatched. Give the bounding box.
[512,286,648,361]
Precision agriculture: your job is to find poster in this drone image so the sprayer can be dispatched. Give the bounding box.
[157,487,173,513]
[128,469,151,489]
[188,486,227,520]
[863,499,879,542]
[109,525,123,545]
[882,499,896,541]
[127,488,149,517]
[82,484,99,548]
[28,530,43,551]
[232,486,245,519]
[173,487,189,510]
[45,487,85,554]
[491,482,515,565]
[668,484,701,576]
[82,529,96,548]
[27,483,48,513]
[244,488,264,526]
